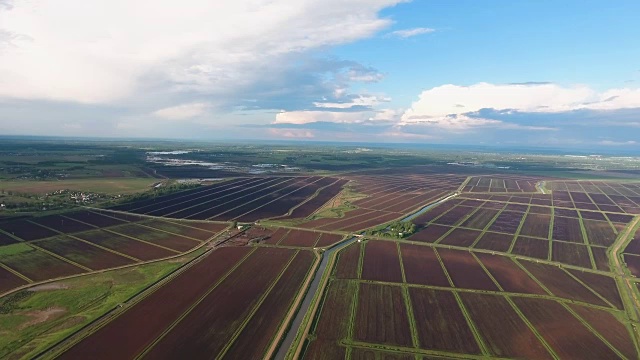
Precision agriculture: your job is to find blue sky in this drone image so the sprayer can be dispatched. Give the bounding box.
[1,0,639,150]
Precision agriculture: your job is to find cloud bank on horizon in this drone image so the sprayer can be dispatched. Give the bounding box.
[1,0,639,149]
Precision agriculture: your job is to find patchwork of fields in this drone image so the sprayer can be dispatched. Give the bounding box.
[299,177,640,360]
[2,172,640,360]
[0,210,228,295]
[303,238,635,359]
[297,173,466,231]
[111,176,347,221]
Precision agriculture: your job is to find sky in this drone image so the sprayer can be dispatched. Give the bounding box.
[1,0,640,150]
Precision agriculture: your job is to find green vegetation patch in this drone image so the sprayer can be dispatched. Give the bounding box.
[0,259,186,359]
[0,242,34,257]
[365,221,417,239]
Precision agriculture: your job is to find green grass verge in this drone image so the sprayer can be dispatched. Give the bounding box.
[0,243,34,257]
[0,258,186,359]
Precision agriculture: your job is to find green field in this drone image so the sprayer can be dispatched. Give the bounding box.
[0,178,158,195]
[0,257,190,359]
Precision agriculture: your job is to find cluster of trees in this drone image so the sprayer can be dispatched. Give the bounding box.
[387,221,417,235]
[365,221,416,239]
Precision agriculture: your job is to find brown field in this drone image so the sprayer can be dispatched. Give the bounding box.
[566,269,624,309]
[459,208,499,230]
[29,215,96,234]
[58,247,252,359]
[511,236,549,260]
[142,247,296,358]
[334,242,361,279]
[408,288,480,354]
[528,206,552,215]
[0,232,18,246]
[140,219,225,241]
[473,232,513,252]
[0,219,58,241]
[555,208,579,217]
[513,297,619,359]
[519,213,551,238]
[591,246,610,271]
[411,202,456,225]
[569,304,638,359]
[109,224,199,252]
[408,224,452,243]
[74,230,176,260]
[580,211,608,221]
[361,241,403,283]
[263,227,289,244]
[350,348,414,360]
[552,216,584,243]
[36,236,134,270]
[303,340,346,360]
[437,249,498,291]
[475,252,546,295]
[63,211,128,228]
[165,220,229,233]
[314,233,343,247]
[625,254,640,277]
[433,206,476,227]
[0,266,28,293]
[438,228,481,247]
[460,292,552,358]
[551,241,593,268]
[583,219,617,246]
[607,213,635,224]
[278,229,320,247]
[519,260,608,306]
[488,211,524,234]
[482,202,505,210]
[400,243,450,287]
[223,251,315,359]
[0,245,85,281]
[307,280,357,355]
[354,283,413,347]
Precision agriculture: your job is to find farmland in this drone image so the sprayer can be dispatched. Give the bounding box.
[0,209,229,296]
[110,175,346,222]
[1,142,640,360]
[296,176,640,360]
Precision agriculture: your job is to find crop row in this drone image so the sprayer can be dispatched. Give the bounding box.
[305,237,634,359]
[60,247,315,359]
[337,240,622,308]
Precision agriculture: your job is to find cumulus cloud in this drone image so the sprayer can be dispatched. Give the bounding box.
[401,82,640,129]
[388,27,436,38]
[0,0,402,105]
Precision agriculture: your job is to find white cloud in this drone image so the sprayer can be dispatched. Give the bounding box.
[411,114,502,130]
[369,108,402,122]
[0,0,403,104]
[401,82,640,128]
[389,27,436,38]
[313,95,389,109]
[598,140,637,146]
[274,110,368,124]
[268,128,315,138]
[152,102,210,120]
